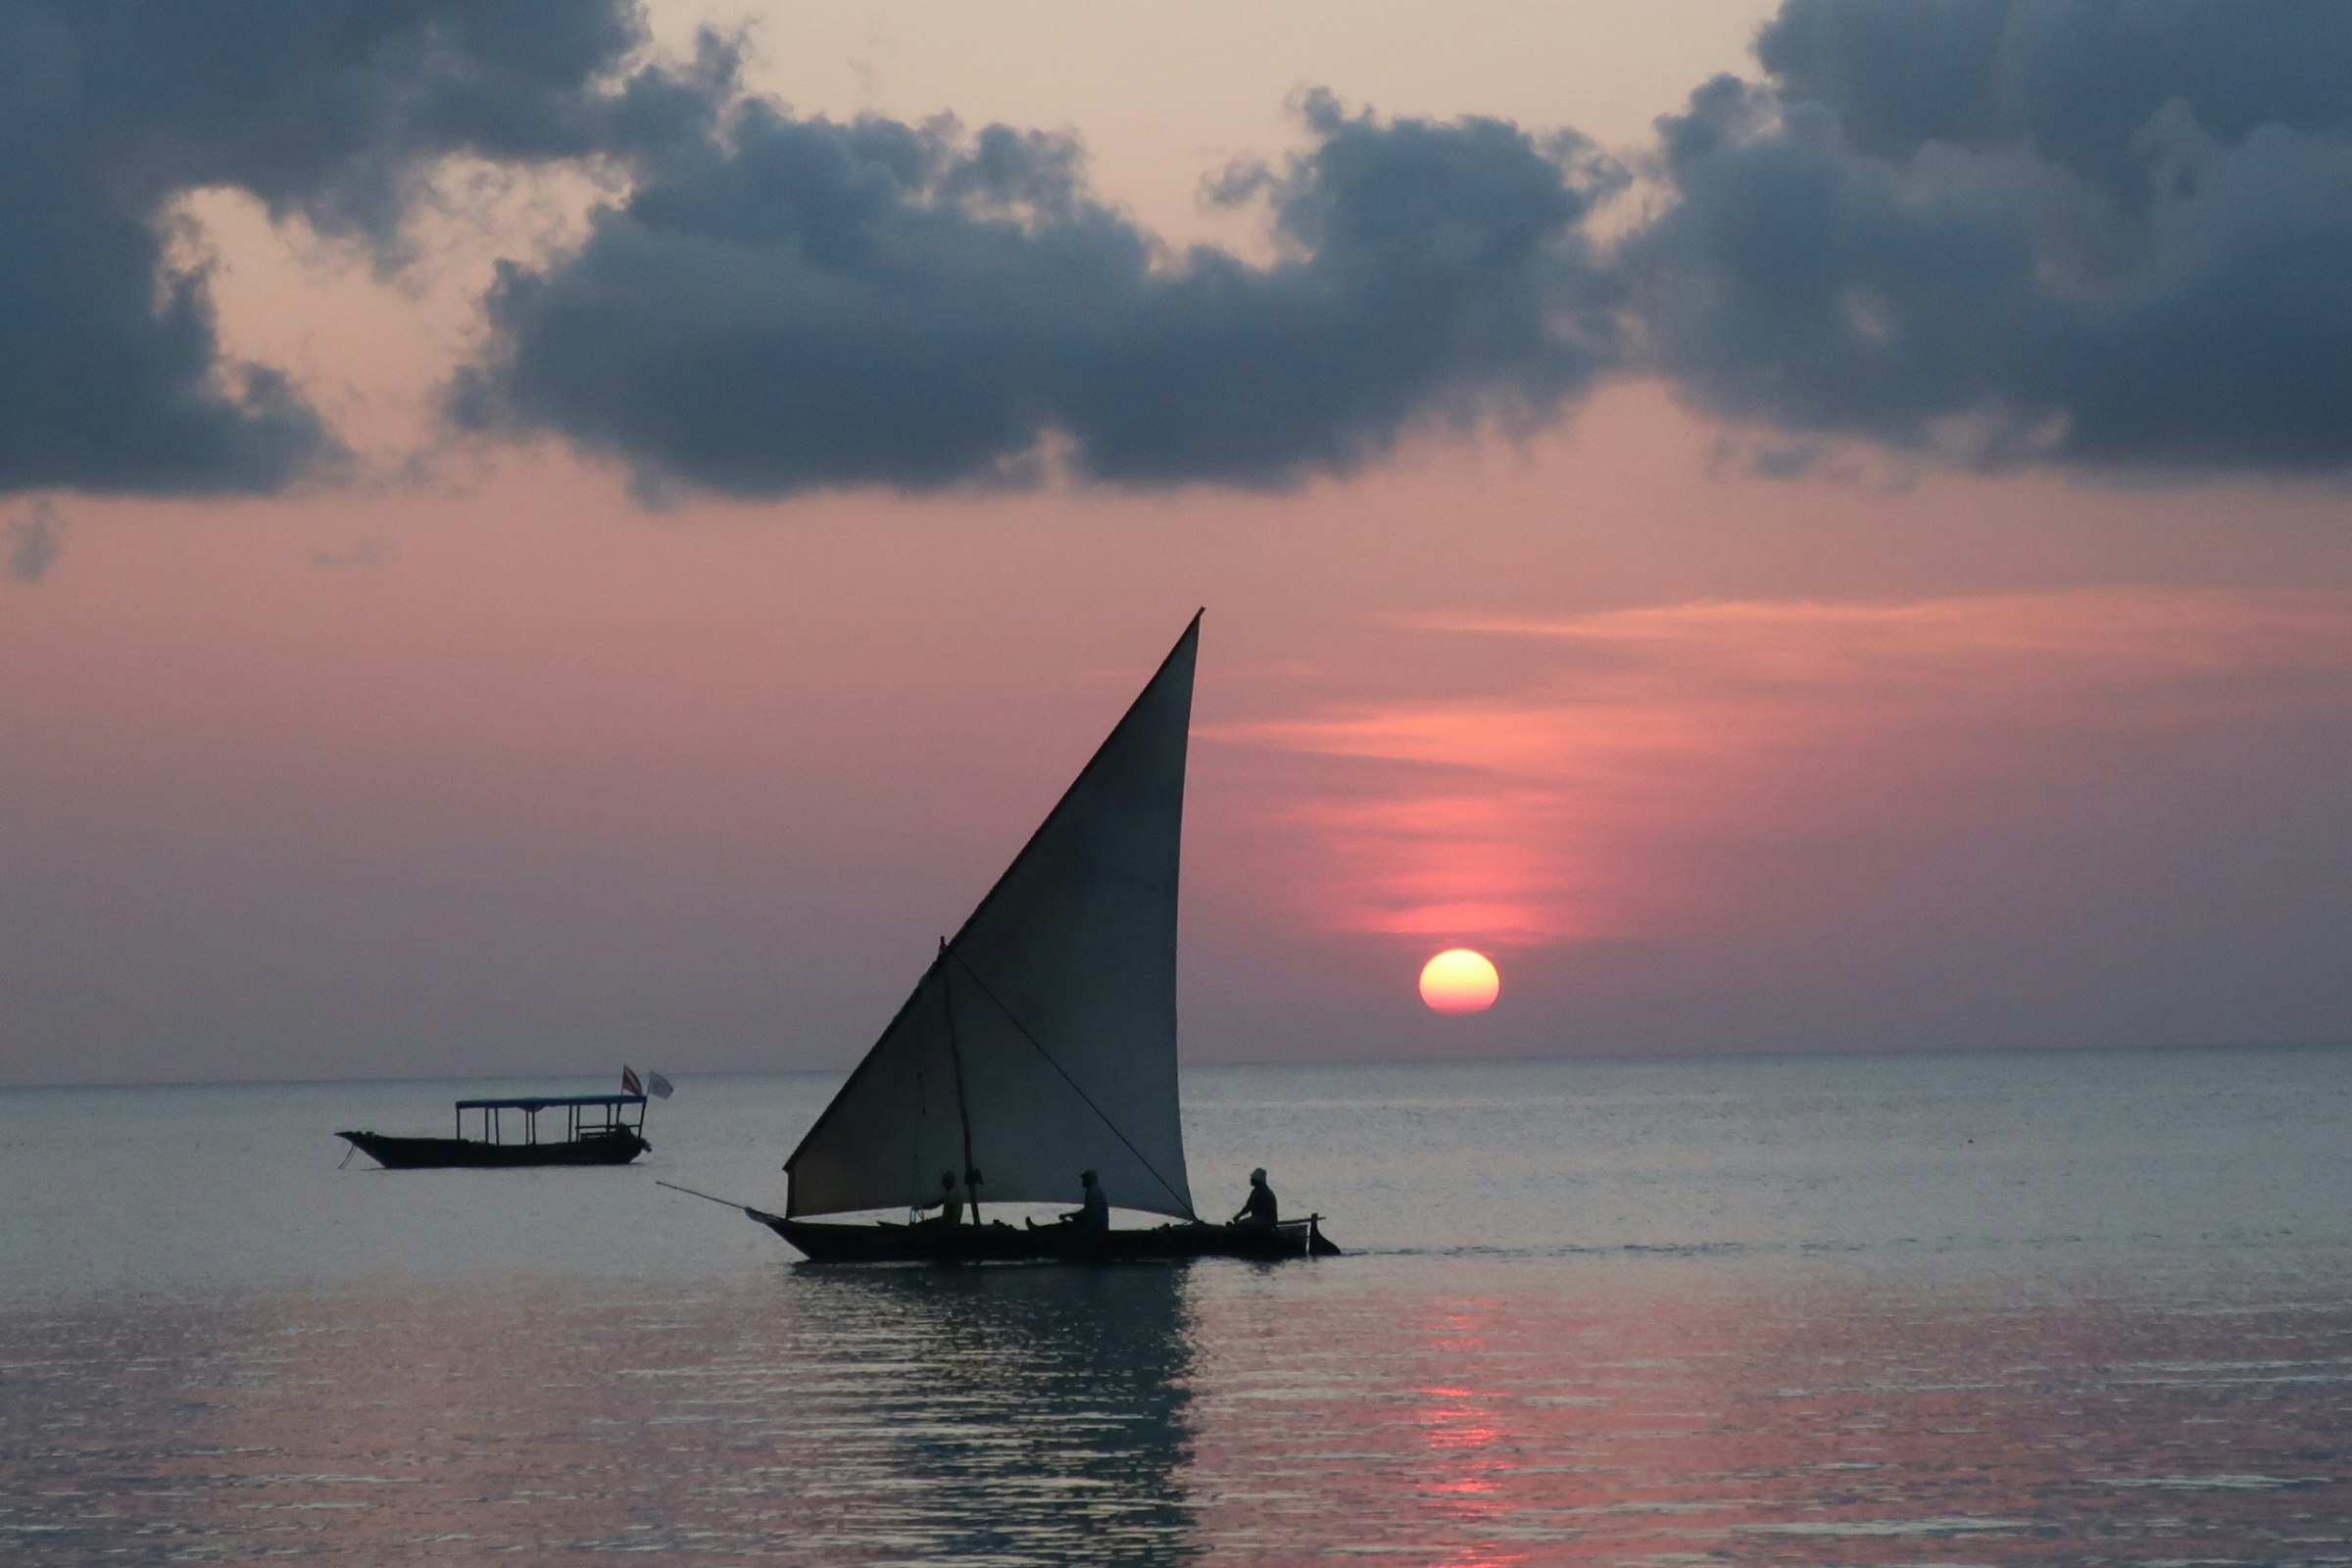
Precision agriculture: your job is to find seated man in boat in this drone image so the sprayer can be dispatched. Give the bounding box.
[1230,1167,1278,1229]
[921,1170,966,1226]
[1031,1169,1109,1237]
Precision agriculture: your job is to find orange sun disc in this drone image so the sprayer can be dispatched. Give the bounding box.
[1418,949,1500,1013]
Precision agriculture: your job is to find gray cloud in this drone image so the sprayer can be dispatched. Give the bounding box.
[5,501,62,581]
[449,0,2352,494]
[0,0,721,499]
[1634,0,2352,475]
[1754,0,2352,203]
[450,90,1628,495]
[0,112,335,497]
[14,0,2352,504]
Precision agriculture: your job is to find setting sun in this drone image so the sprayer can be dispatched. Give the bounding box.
[1418,949,1500,1013]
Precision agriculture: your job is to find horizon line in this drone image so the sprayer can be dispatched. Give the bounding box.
[5,1035,2349,1093]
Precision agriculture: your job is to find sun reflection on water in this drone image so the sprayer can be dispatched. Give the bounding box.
[8,1258,2352,1563]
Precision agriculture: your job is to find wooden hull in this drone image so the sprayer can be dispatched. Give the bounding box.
[338,1130,648,1169]
[758,1210,1340,1263]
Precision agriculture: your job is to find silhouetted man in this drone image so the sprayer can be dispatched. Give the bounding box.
[1027,1168,1110,1244]
[1071,1169,1108,1239]
[1231,1167,1278,1229]
[925,1170,965,1226]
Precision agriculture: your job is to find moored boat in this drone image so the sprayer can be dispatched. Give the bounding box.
[730,612,1340,1263]
[339,1093,650,1169]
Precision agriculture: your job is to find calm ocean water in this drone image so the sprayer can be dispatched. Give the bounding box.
[4,1047,2351,1564]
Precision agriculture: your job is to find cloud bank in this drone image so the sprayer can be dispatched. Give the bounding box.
[8,0,2352,502]
[451,91,1627,495]
[1639,0,2352,474]
[0,0,716,496]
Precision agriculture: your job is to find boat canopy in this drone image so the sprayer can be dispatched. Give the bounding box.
[455,1095,647,1111]
[784,615,1201,1222]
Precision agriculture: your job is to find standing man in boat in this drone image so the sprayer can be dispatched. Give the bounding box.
[1072,1169,1108,1240]
[1231,1168,1278,1229]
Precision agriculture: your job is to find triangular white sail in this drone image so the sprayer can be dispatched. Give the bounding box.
[784,616,1200,1221]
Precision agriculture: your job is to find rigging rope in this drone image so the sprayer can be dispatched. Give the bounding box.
[944,949,1199,1221]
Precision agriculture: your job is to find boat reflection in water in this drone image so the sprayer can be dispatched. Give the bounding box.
[786,1263,1198,1564]
[23,1262,1203,1565]
[13,1241,2352,1563]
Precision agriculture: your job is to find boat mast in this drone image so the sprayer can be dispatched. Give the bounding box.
[939,938,980,1223]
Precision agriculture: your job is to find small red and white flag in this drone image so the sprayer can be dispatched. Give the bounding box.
[621,1064,644,1096]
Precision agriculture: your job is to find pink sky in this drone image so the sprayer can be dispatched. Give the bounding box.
[8,3,2352,1084]
[13,382,2352,1083]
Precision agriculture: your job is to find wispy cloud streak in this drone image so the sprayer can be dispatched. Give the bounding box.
[3,500,62,581]
[1215,589,2352,948]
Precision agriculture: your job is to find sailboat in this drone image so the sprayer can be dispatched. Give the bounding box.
[737,613,1336,1262]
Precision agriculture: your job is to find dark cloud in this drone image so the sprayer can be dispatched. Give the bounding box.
[1755,0,2352,202]
[0,0,719,498]
[4,501,62,582]
[450,90,1627,495]
[447,0,2352,494]
[16,0,2352,503]
[0,105,336,497]
[1634,0,2352,474]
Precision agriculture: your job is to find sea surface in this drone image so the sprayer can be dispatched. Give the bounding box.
[4,1047,2352,1565]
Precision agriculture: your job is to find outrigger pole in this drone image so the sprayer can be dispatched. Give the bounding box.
[656,1180,786,1226]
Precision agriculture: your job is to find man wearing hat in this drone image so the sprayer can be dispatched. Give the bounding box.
[1027,1168,1110,1244]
